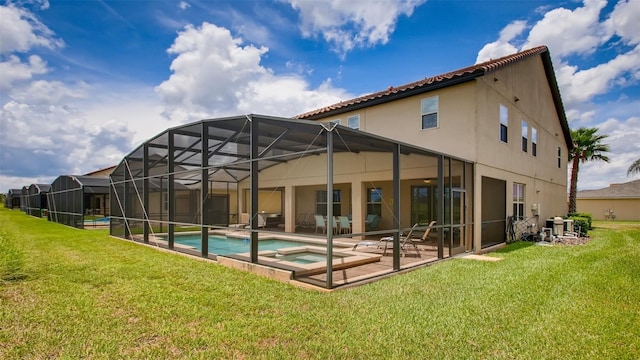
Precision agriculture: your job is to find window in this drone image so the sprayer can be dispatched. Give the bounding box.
[557,147,562,168]
[328,119,340,126]
[316,190,341,216]
[513,183,525,220]
[367,188,382,216]
[347,114,360,129]
[500,104,508,142]
[521,120,528,152]
[532,127,537,156]
[421,96,438,129]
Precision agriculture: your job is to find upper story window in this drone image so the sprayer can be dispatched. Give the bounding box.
[521,120,528,152]
[500,105,508,143]
[421,96,438,129]
[557,146,562,168]
[347,114,360,130]
[328,119,340,126]
[532,127,538,156]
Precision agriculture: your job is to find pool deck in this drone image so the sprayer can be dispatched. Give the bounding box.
[135,228,447,290]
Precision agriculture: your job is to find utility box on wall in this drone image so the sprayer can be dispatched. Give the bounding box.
[531,203,540,216]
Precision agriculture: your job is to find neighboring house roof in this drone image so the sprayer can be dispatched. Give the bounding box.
[577,179,640,199]
[295,45,572,151]
[84,166,116,176]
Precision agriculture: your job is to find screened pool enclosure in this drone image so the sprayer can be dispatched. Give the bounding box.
[48,175,110,229]
[23,184,50,217]
[4,189,23,209]
[110,115,474,289]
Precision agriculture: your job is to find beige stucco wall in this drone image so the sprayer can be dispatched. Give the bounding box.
[576,198,640,221]
[308,54,569,252]
[475,56,569,188]
[239,151,441,232]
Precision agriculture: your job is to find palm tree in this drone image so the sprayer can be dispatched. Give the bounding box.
[628,158,640,176]
[568,127,610,213]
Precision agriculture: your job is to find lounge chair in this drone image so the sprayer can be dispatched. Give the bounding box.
[407,221,437,248]
[378,223,420,255]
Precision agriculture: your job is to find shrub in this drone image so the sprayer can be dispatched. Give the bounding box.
[0,229,26,282]
[568,212,592,229]
[568,216,589,237]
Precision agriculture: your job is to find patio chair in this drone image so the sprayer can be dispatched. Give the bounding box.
[365,214,380,231]
[329,216,339,234]
[338,216,351,234]
[408,221,437,248]
[378,223,420,256]
[314,214,327,233]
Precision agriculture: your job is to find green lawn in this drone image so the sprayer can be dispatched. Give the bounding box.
[1,208,639,359]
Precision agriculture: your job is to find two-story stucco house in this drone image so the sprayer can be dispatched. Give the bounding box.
[109,45,572,288]
[295,45,572,251]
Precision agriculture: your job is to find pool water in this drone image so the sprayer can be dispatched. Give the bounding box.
[169,234,312,256]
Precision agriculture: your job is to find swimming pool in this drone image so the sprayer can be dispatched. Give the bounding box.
[156,234,383,276]
[166,234,312,256]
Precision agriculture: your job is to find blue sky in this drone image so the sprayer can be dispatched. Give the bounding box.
[1,0,639,193]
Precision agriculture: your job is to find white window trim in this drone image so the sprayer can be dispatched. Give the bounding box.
[513,183,525,220]
[421,96,439,130]
[347,114,360,130]
[521,120,528,153]
[500,104,508,143]
[532,127,538,157]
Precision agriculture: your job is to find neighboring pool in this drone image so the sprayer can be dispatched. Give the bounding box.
[83,217,110,227]
[167,234,313,256]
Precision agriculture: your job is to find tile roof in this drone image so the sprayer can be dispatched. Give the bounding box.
[294,45,572,150]
[577,179,640,199]
[84,166,116,176]
[295,46,550,119]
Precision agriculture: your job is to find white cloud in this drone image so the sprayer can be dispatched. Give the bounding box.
[476,20,526,63]
[0,92,141,187]
[179,1,190,10]
[477,0,640,191]
[286,0,426,58]
[155,22,350,123]
[0,54,48,90]
[475,0,640,109]
[522,0,609,58]
[605,0,640,45]
[557,44,640,106]
[10,79,89,104]
[0,3,63,54]
[576,116,640,189]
